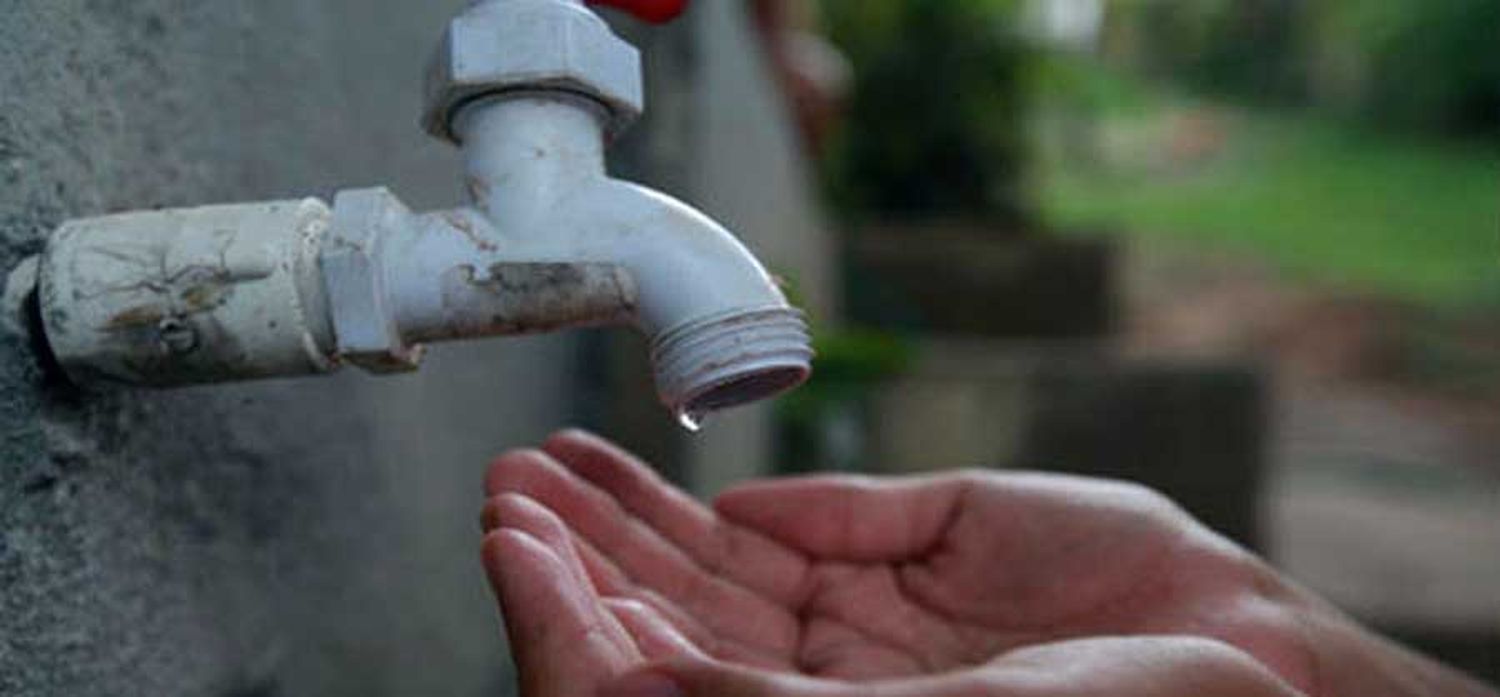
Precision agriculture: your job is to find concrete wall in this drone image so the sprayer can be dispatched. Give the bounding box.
[0,2,572,695]
[0,2,830,695]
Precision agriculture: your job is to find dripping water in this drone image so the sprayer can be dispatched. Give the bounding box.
[675,408,707,433]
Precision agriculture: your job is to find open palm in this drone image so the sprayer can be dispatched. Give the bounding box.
[481,430,1313,697]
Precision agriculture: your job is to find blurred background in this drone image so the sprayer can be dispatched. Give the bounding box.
[748,0,1500,683]
[0,1,1493,695]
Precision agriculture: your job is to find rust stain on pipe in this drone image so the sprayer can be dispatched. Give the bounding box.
[416,262,637,342]
[441,211,498,252]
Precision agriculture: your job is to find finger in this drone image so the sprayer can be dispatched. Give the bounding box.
[544,429,811,606]
[600,660,841,697]
[486,449,800,659]
[713,474,968,563]
[487,492,740,663]
[571,536,720,652]
[576,525,797,671]
[483,494,596,595]
[990,637,1311,697]
[481,529,638,697]
[601,660,1000,697]
[484,493,645,658]
[607,639,1312,697]
[605,598,711,662]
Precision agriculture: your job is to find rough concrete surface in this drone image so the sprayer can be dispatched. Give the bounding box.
[0,2,589,695]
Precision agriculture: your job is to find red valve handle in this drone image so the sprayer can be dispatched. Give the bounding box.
[587,0,688,24]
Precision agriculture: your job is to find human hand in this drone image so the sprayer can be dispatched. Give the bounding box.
[480,430,1494,697]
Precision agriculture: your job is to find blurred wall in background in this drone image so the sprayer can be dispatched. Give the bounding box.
[806,0,1498,684]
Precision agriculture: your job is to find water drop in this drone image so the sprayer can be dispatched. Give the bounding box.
[676,408,706,433]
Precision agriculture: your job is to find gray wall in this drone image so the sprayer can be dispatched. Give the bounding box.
[0,2,575,695]
[0,2,831,695]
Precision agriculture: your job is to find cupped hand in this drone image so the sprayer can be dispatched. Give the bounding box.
[479,429,1325,696]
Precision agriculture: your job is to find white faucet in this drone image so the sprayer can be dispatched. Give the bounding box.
[8,0,812,425]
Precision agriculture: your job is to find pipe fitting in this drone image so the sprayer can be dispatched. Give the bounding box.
[323,188,425,373]
[35,199,337,386]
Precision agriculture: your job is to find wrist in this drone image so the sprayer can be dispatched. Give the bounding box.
[1202,549,1494,697]
[1297,605,1497,697]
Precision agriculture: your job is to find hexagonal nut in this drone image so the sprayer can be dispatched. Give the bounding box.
[422,0,644,144]
[322,188,426,374]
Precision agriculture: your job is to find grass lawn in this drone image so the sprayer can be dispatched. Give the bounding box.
[1036,97,1500,309]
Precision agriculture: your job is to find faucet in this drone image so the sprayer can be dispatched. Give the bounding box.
[4,0,813,427]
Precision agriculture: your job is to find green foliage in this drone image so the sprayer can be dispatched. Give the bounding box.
[1110,0,1500,139]
[778,328,913,422]
[1039,99,1500,307]
[811,328,913,382]
[1116,0,1308,102]
[819,0,1034,222]
[1335,0,1500,136]
[1034,50,1154,116]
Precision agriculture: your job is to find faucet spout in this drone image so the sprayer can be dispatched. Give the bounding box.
[385,93,812,417]
[550,178,814,418]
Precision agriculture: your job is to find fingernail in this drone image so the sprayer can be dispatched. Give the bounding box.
[601,671,685,697]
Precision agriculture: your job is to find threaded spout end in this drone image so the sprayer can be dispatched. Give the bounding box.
[650,306,813,421]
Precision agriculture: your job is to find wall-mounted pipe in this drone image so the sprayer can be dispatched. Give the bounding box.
[6,0,813,425]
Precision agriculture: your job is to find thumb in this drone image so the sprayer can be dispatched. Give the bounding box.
[713,474,967,562]
[599,661,840,697]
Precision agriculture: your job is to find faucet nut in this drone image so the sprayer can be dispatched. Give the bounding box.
[323,188,426,374]
[422,0,645,145]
